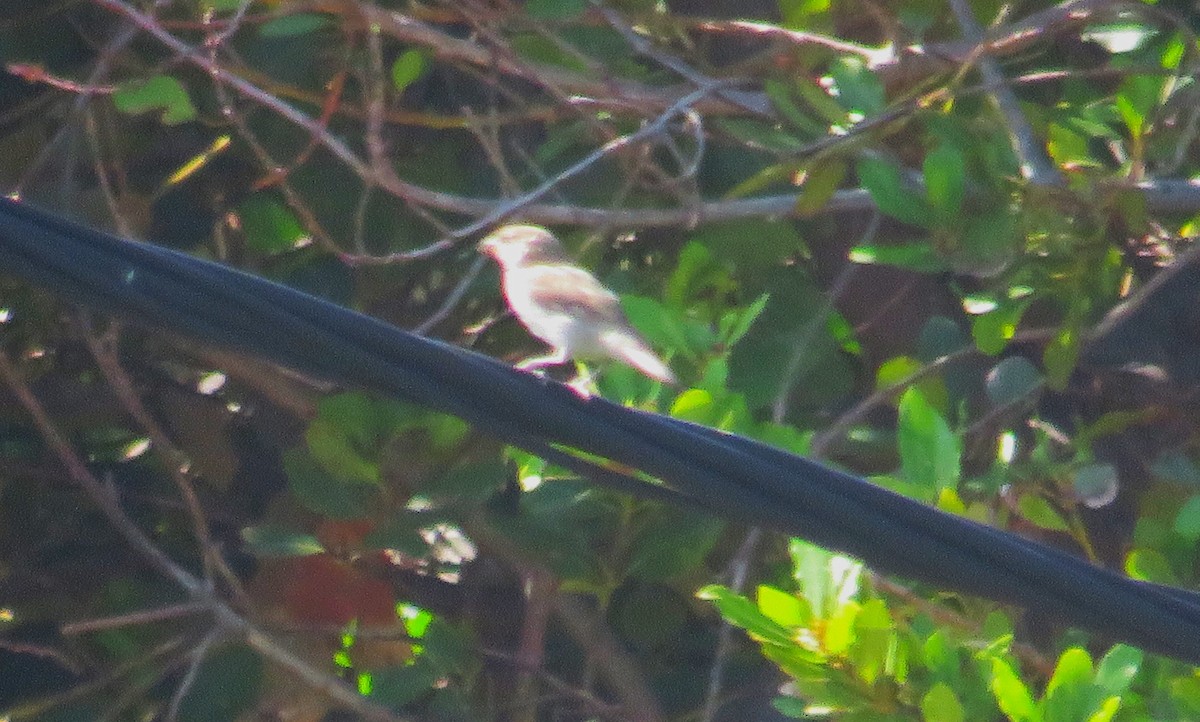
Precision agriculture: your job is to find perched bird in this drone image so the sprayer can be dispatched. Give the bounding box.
[479,225,676,384]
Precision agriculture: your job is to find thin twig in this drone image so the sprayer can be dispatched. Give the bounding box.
[771,212,879,424]
[62,602,212,635]
[3,636,187,721]
[79,317,251,605]
[413,255,488,335]
[513,569,558,722]
[480,648,624,719]
[75,2,1200,235]
[14,16,140,196]
[808,325,1062,458]
[164,628,221,722]
[947,0,1063,187]
[552,595,665,722]
[700,527,761,722]
[594,4,763,115]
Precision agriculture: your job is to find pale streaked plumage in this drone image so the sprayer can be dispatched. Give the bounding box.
[479,225,676,384]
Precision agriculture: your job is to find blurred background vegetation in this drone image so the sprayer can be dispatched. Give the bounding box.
[3,0,1200,719]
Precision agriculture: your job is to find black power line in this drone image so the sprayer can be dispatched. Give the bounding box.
[2,196,1200,664]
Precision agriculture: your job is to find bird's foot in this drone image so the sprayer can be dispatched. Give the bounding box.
[567,363,598,398]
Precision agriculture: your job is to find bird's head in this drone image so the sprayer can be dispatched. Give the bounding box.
[478,225,569,268]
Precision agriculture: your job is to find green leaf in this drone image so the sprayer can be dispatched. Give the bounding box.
[284,448,373,519]
[1153,451,1200,486]
[955,207,1018,277]
[779,0,831,27]
[1086,697,1121,722]
[305,393,426,487]
[990,657,1039,722]
[238,196,307,253]
[1072,463,1118,509]
[877,355,947,412]
[1093,644,1141,697]
[1016,495,1069,532]
[671,389,718,426]
[971,301,1029,355]
[789,539,861,620]
[922,631,962,689]
[857,156,932,227]
[1171,677,1200,716]
[391,50,428,93]
[825,310,861,355]
[1125,548,1179,585]
[985,357,1042,406]
[918,315,969,361]
[796,158,848,217]
[716,118,809,153]
[1042,647,1093,722]
[1174,495,1200,541]
[259,13,330,37]
[983,610,1014,643]
[113,75,197,125]
[423,462,507,503]
[689,219,808,275]
[241,525,324,557]
[316,392,388,448]
[369,659,441,709]
[1115,74,1163,137]
[1042,326,1080,390]
[765,645,830,691]
[402,606,434,640]
[1047,123,1101,170]
[924,144,965,221]
[851,598,892,685]
[823,600,859,654]
[626,507,724,579]
[830,57,885,117]
[509,36,589,74]
[897,386,960,493]
[420,620,476,675]
[773,696,812,719]
[307,417,380,485]
[765,79,826,136]
[757,585,811,628]
[698,585,797,646]
[753,421,811,455]
[922,682,965,722]
[794,77,850,126]
[668,241,739,325]
[849,241,947,272]
[491,480,608,581]
[723,293,770,347]
[1160,32,1186,68]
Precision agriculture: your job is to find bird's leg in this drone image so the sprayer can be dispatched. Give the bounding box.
[567,361,598,397]
[516,347,569,371]
[516,345,571,371]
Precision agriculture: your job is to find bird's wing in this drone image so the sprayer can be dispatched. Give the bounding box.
[523,264,625,323]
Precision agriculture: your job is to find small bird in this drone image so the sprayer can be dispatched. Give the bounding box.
[479,224,676,384]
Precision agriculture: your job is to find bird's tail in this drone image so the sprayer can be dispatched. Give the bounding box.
[601,330,676,384]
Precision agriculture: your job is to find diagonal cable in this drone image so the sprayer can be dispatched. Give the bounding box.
[2,196,1200,664]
